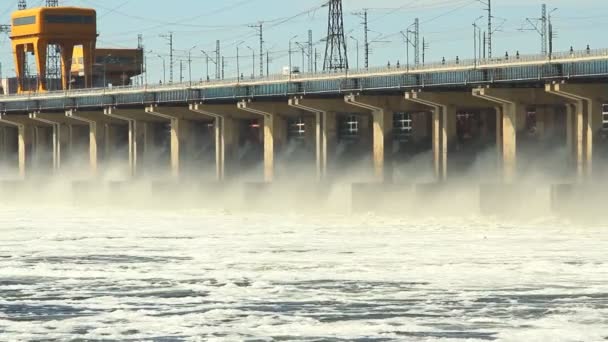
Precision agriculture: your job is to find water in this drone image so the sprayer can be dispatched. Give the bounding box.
[1,206,607,341]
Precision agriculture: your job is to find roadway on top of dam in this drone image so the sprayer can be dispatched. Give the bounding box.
[2,48,608,113]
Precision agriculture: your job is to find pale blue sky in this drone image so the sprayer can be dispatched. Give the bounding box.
[1,0,607,83]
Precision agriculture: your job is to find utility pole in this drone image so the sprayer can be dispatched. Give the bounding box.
[201,49,217,81]
[548,8,558,59]
[522,4,548,56]
[353,9,369,68]
[160,32,174,83]
[483,31,486,59]
[541,4,548,56]
[179,60,183,83]
[413,18,420,66]
[422,37,429,65]
[249,23,264,77]
[138,34,144,86]
[267,51,270,76]
[18,0,27,10]
[221,56,225,80]
[323,0,348,71]
[296,42,306,72]
[308,30,313,73]
[215,40,221,80]
[486,0,493,58]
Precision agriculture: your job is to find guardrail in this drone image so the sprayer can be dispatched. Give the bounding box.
[2,47,608,102]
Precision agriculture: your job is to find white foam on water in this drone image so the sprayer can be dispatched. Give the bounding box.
[0,205,607,341]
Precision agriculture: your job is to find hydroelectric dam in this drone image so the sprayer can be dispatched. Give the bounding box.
[1,48,608,215]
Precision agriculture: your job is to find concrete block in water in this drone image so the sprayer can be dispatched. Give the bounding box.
[479,184,526,215]
[244,182,331,208]
[0,181,27,201]
[551,183,608,216]
[351,182,412,213]
[415,182,446,199]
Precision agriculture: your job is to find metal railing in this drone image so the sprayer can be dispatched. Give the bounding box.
[2,47,608,102]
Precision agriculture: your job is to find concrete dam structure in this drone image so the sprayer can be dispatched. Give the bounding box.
[1,48,608,215]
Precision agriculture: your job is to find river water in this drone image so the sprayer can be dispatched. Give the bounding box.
[0,204,607,341]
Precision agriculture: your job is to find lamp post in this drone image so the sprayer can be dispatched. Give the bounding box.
[156,54,166,84]
[246,45,255,79]
[350,36,359,70]
[288,35,298,80]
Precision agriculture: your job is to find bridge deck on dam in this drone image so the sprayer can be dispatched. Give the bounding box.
[1,48,608,113]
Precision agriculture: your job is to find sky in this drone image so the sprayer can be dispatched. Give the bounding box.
[0,0,607,84]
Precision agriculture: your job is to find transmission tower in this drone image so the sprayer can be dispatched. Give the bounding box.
[323,0,348,71]
[18,0,27,10]
[45,0,61,89]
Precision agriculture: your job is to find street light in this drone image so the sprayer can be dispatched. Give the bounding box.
[288,35,298,80]
[156,54,166,84]
[246,45,255,79]
[349,36,359,70]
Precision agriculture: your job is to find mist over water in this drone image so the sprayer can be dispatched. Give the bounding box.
[1,135,608,341]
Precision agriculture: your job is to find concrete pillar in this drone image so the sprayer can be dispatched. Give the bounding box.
[104,107,140,178]
[344,95,397,183]
[405,93,453,181]
[0,115,34,179]
[372,109,393,182]
[66,110,105,176]
[503,103,518,183]
[189,103,238,182]
[0,127,6,162]
[472,88,528,183]
[145,106,180,179]
[495,106,503,168]
[545,83,607,181]
[29,113,61,171]
[566,104,574,164]
[237,100,295,182]
[145,105,204,180]
[288,97,341,181]
[263,115,275,182]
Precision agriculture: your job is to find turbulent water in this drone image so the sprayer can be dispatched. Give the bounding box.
[0,205,607,341]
